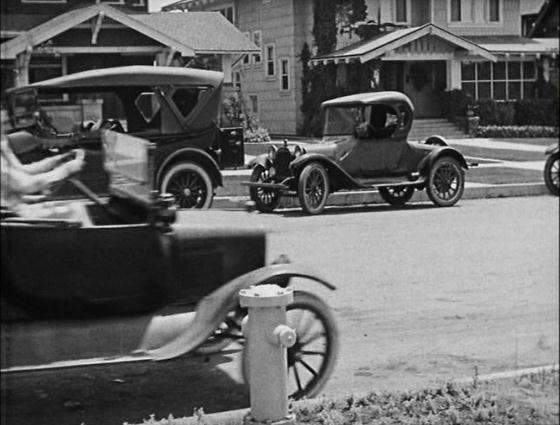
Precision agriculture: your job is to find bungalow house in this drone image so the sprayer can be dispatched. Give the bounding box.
[0,0,259,117]
[163,0,558,136]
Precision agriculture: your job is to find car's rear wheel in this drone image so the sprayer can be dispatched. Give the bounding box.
[378,186,415,205]
[544,153,559,196]
[249,165,281,212]
[426,156,464,207]
[160,162,213,209]
[298,163,329,215]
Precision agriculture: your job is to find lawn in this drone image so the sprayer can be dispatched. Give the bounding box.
[467,167,544,185]
[455,146,545,162]
[134,369,559,425]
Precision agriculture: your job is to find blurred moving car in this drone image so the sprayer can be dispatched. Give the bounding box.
[5,66,244,208]
[245,91,470,215]
[544,144,559,196]
[1,130,338,400]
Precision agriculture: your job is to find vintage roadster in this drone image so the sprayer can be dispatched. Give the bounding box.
[1,130,338,400]
[544,143,559,196]
[245,92,469,214]
[5,66,244,208]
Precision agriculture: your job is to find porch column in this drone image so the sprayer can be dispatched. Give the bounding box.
[446,58,462,90]
[222,55,232,83]
[14,49,31,87]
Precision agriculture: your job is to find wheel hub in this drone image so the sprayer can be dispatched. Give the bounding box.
[183,188,192,197]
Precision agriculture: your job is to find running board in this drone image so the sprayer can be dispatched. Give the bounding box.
[243,181,290,191]
[1,352,153,374]
[355,177,426,188]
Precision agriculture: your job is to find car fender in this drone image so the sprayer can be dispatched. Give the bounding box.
[423,135,448,146]
[249,153,272,169]
[156,147,223,187]
[418,146,469,176]
[545,144,559,156]
[289,153,361,190]
[138,263,336,360]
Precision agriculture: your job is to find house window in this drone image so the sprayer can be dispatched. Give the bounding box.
[280,58,290,91]
[265,43,276,77]
[243,32,251,66]
[488,0,500,22]
[253,31,262,66]
[132,0,145,5]
[450,0,462,22]
[461,60,536,100]
[249,95,258,115]
[213,6,234,23]
[21,0,66,3]
[395,0,407,23]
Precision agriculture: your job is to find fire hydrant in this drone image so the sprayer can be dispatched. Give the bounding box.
[240,284,296,425]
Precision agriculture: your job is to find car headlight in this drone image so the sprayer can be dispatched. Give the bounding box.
[293,145,303,158]
[267,145,277,161]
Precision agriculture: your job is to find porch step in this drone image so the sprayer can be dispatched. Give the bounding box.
[409,118,466,142]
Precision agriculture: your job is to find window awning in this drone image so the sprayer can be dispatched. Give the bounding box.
[311,23,497,65]
[0,3,259,60]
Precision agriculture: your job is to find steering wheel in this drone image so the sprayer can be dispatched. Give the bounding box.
[99,119,125,132]
[35,109,59,135]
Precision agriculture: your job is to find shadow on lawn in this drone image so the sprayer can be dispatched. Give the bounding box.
[1,348,248,425]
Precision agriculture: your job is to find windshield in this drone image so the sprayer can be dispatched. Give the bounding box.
[9,90,38,128]
[323,105,371,136]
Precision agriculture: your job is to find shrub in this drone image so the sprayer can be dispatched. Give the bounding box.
[477,100,515,126]
[514,98,559,126]
[441,89,472,119]
[476,125,559,138]
[222,94,271,143]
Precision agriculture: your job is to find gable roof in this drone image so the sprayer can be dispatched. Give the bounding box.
[133,12,257,53]
[312,23,497,64]
[0,3,258,59]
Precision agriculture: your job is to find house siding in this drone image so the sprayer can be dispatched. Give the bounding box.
[236,0,302,135]
[1,0,147,19]
[433,0,521,36]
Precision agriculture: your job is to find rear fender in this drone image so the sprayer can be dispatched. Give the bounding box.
[139,263,335,360]
[289,154,360,190]
[418,147,469,176]
[156,148,223,187]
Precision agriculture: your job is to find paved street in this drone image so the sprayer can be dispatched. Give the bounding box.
[1,195,558,425]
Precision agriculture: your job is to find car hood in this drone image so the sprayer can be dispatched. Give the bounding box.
[299,135,354,161]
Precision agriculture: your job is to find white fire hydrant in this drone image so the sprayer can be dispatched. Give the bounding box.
[240,284,296,425]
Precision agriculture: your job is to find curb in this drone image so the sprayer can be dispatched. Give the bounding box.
[213,182,549,210]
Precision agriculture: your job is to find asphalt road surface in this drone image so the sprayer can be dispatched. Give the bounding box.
[2,196,558,425]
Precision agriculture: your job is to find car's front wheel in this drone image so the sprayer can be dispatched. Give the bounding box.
[160,162,213,209]
[378,186,415,206]
[426,156,465,207]
[249,165,281,212]
[298,162,330,215]
[544,153,559,196]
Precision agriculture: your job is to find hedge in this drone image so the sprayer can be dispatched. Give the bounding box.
[442,90,559,126]
[476,125,559,138]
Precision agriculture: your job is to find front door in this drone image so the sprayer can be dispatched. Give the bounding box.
[403,61,446,118]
